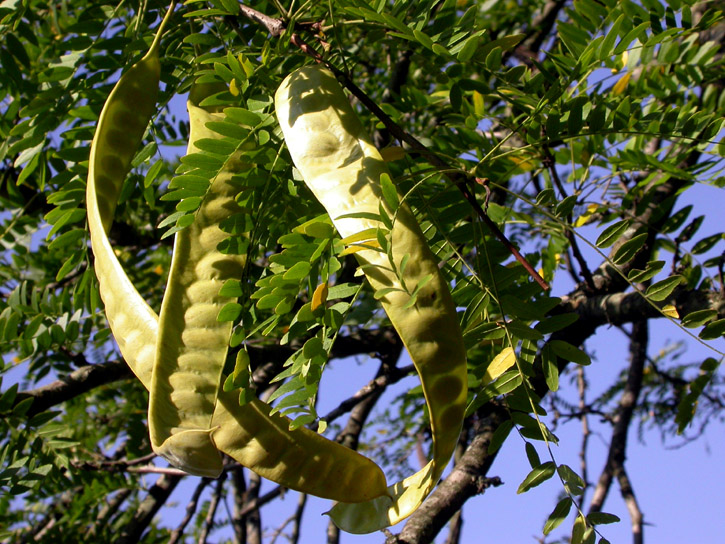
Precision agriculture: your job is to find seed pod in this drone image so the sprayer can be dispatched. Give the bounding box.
[275,65,468,533]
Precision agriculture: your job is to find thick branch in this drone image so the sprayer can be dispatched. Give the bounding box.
[395,407,506,544]
[15,360,131,418]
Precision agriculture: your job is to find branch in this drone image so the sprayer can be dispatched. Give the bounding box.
[199,472,226,544]
[559,284,725,332]
[395,407,506,544]
[543,146,595,289]
[169,478,211,544]
[322,363,412,426]
[589,321,648,514]
[243,473,265,544]
[114,474,182,544]
[327,357,405,544]
[88,488,132,539]
[15,360,131,418]
[617,464,645,544]
[326,64,549,291]
[289,493,307,544]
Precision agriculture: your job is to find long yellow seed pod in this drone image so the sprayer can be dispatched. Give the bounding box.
[86,11,387,499]
[147,90,247,477]
[275,66,468,533]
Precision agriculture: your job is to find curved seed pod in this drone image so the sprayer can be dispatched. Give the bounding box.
[147,91,247,477]
[275,66,468,533]
[85,12,387,499]
[86,3,176,386]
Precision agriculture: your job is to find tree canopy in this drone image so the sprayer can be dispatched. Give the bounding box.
[1,0,724,542]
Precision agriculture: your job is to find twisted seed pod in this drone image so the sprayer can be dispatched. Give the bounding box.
[147,91,248,477]
[275,66,468,533]
[85,10,387,500]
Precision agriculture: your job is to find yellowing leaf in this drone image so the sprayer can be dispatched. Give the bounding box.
[662,305,679,318]
[340,228,378,245]
[574,203,599,227]
[229,79,240,96]
[311,281,328,311]
[153,264,164,275]
[509,154,537,172]
[472,90,485,117]
[339,240,382,256]
[482,346,516,385]
[380,146,406,162]
[612,50,629,73]
[238,53,254,78]
[612,72,631,95]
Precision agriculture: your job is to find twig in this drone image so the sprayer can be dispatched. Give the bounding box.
[237,481,283,518]
[168,478,211,544]
[542,147,595,289]
[616,465,645,544]
[239,5,285,35]
[230,468,248,544]
[88,488,132,539]
[198,472,226,544]
[322,363,412,425]
[577,366,591,503]
[326,64,550,291]
[126,466,188,476]
[289,493,307,544]
[243,471,264,544]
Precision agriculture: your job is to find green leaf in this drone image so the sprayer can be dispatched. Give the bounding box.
[525,442,541,468]
[326,283,361,300]
[380,173,399,211]
[219,279,243,297]
[571,514,587,544]
[413,29,435,51]
[206,121,250,140]
[699,319,725,340]
[628,260,665,283]
[645,275,683,301]
[596,220,630,248]
[224,107,262,127]
[681,309,717,329]
[457,34,481,62]
[256,293,283,310]
[598,13,625,60]
[535,313,579,334]
[283,261,311,281]
[302,336,324,359]
[550,340,591,365]
[217,302,242,322]
[587,512,621,525]
[542,344,559,392]
[180,152,224,170]
[611,233,648,265]
[517,461,556,493]
[543,497,572,535]
[692,233,722,255]
[487,420,513,454]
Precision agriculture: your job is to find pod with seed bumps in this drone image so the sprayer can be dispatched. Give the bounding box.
[85,7,387,501]
[275,65,468,533]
